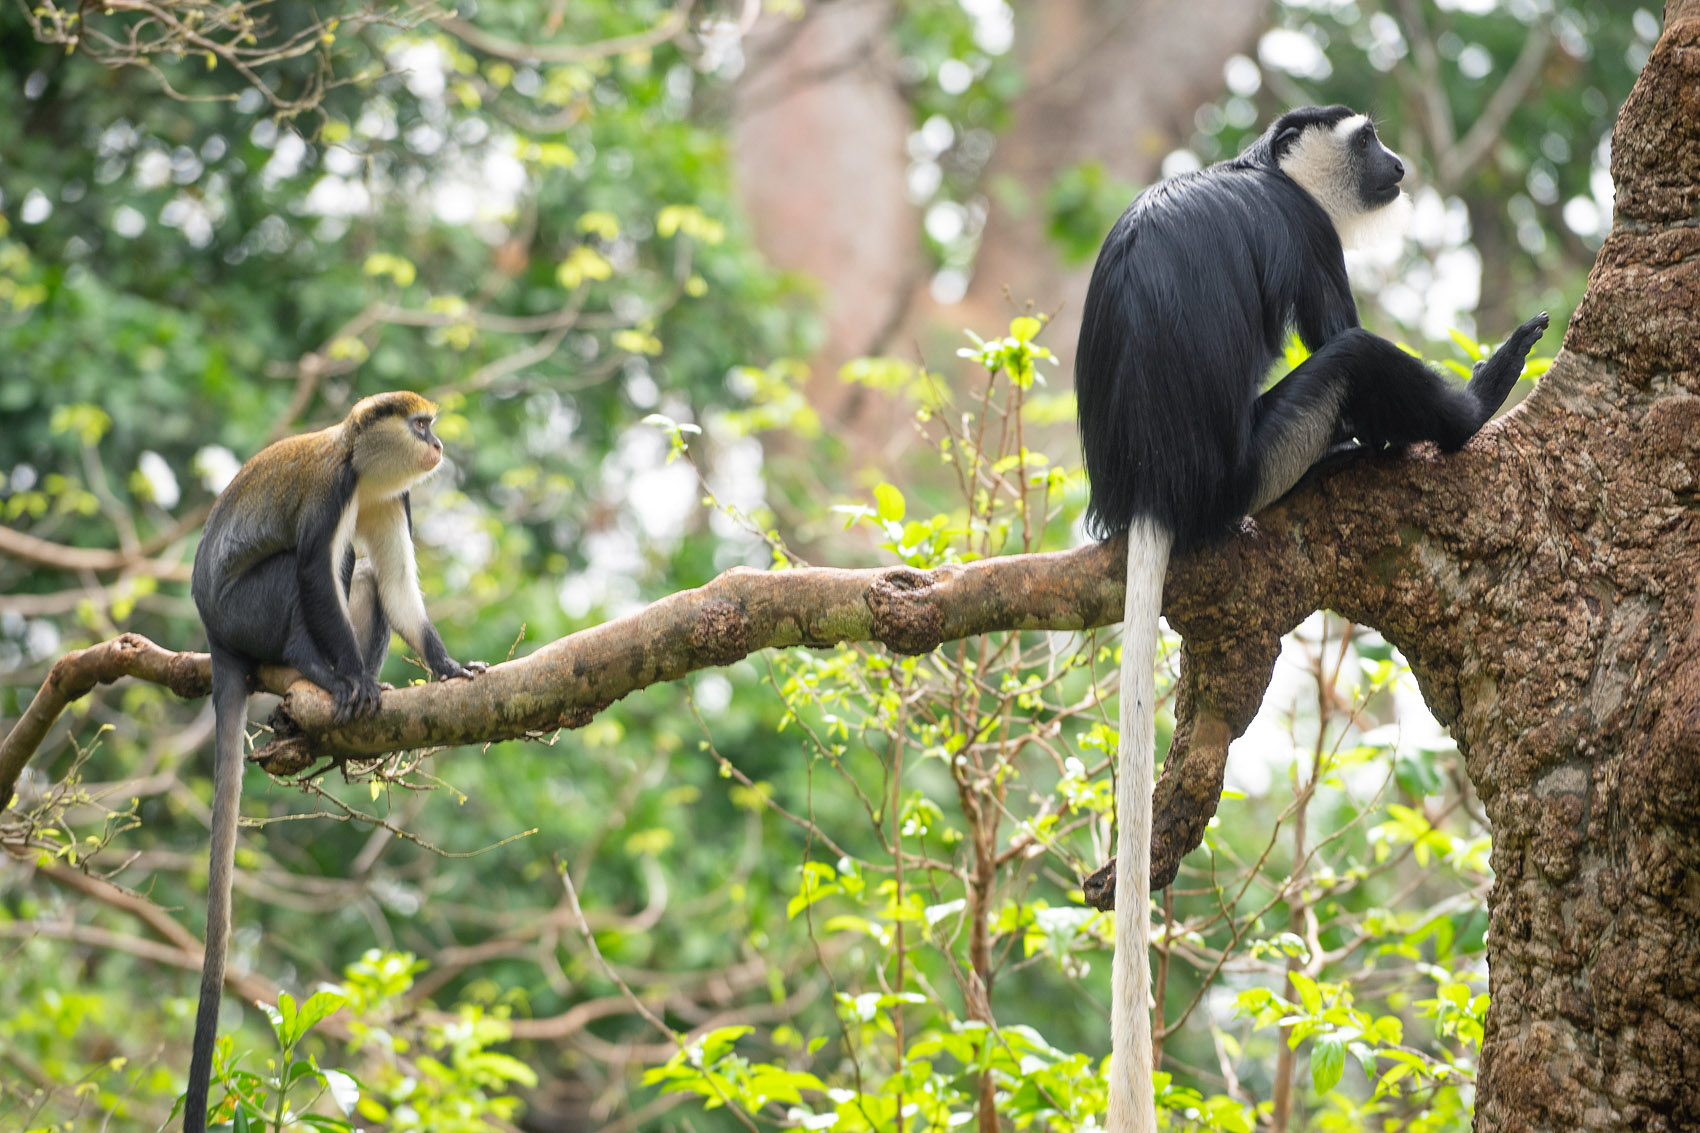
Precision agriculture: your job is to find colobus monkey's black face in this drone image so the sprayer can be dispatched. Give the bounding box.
[1351,119,1405,207]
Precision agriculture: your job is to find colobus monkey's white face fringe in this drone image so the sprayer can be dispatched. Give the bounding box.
[1279,113,1409,250]
[1279,115,1366,224]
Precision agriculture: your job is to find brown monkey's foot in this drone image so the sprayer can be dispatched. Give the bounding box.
[331,674,384,723]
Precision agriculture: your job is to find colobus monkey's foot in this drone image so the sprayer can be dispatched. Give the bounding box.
[1468,311,1550,415]
[1505,311,1550,359]
[459,660,489,677]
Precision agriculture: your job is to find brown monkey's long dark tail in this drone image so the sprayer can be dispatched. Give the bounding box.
[184,659,247,1133]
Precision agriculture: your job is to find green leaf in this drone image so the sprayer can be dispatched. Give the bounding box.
[464,1051,541,1087]
[873,482,906,523]
[1009,315,1042,343]
[298,1116,357,1131]
[295,990,347,1038]
[822,914,888,941]
[695,1024,754,1063]
[1394,751,1443,797]
[1448,328,1485,361]
[1311,1034,1346,1094]
[275,991,299,1047]
[746,1068,825,1105]
[1290,971,1322,1014]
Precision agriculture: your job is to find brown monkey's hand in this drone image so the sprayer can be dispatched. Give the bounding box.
[332,674,384,723]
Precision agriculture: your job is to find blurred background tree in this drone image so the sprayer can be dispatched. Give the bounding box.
[0,1,1654,1130]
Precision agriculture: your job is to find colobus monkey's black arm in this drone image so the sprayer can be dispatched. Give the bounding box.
[1245,313,1549,514]
[184,391,483,1132]
[1075,106,1547,1133]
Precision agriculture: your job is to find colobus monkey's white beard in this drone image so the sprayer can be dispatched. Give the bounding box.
[1107,517,1171,1133]
[1337,189,1413,254]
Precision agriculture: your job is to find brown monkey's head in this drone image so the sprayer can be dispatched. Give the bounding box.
[347,390,447,497]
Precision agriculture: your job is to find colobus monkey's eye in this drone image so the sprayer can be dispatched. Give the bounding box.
[1357,131,1369,150]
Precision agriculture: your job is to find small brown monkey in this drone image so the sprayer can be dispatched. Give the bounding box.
[184,391,483,1131]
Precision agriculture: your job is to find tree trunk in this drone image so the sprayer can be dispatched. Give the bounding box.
[1466,5,1700,1126]
[730,0,924,459]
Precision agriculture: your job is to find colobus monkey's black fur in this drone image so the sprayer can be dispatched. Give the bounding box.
[185,392,483,1132]
[1075,106,1547,1133]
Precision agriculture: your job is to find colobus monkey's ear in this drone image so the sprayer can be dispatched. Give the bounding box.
[1272,124,1303,156]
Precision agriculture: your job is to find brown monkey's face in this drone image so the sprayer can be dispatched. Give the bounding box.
[354,411,447,499]
[410,412,444,473]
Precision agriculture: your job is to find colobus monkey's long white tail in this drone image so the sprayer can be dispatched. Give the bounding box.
[1107,516,1171,1133]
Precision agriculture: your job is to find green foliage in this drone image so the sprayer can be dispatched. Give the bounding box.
[1045,161,1140,265]
[168,951,532,1132]
[957,314,1057,390]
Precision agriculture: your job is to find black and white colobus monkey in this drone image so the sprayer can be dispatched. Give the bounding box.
[1075,107,1547,1133]
[185,391,484,1132]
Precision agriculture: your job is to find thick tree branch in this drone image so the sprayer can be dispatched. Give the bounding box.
[1,541,1126,808]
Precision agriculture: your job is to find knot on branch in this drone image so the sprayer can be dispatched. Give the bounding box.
[690,599,753,666]
[867,568,945,655]
[250,736,317,776]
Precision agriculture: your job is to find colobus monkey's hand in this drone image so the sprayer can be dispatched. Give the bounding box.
[1467,312,1550,418]
[443,659,488,679]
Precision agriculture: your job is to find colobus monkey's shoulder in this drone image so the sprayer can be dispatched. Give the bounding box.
[1103,162,1337,282]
